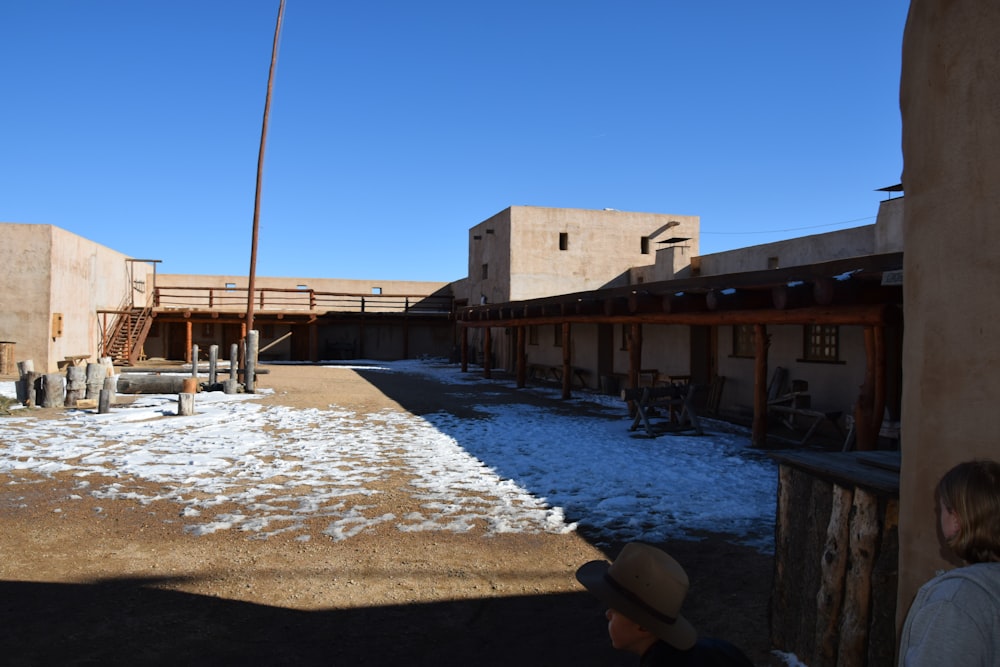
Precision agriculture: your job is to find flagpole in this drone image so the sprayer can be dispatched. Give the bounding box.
[246,0,285,340]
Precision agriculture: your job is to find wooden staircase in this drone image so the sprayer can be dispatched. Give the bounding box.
[101,305,153,366]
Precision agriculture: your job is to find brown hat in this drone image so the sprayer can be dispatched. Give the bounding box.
[575,542,697,650]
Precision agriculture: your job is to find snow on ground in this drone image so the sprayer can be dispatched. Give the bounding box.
[0,359,778,550]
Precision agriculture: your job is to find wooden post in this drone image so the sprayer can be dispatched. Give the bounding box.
[85,362,106,400]
[25,371,40,407]
[628,323,642,391]
[752,323,769,448]
[460,326,469,372]
[246,330,259,393]
[16,360,34,405]
[854,326,877,451]
[837,487,880,667]
[814,484,853,667]
[98,388,112,414]
[516,326,526,388]
[65,366,86,408]
[627,323,642,416]
[209,344,219,386]
[178,392,195,416]
[483,327,492,379]
[99,375,116,413]
[229,343,238,379]
[185,320,193,363]
[42,373,65,408]
[561,322,571,400]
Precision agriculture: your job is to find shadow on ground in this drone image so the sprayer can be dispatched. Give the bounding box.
[0,578,624,667]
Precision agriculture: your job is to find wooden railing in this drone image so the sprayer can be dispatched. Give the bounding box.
[152,286,454,315]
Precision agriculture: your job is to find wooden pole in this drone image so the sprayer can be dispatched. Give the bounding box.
[516,325,526,388]
[209,344,219,386]
[752,323,769,448]
[483,327,492,379]
[245,0,285,337]
[561,322,571,400]
[460,326,468,372]
[854,327,877,451]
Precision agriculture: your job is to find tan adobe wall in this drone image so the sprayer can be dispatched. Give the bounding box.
[0,224,140,373]
[464,206,699,305]
[0,224,54,371]
[897,0,1000,630]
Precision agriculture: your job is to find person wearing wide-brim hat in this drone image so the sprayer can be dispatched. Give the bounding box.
[576,542,753,666]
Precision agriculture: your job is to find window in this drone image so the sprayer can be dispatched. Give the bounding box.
[201,323,214,337]
[802,324,840,362]
[482,264,489,280]
[371,287,382,295]
[768,256,780,269]
[732,325,755,358]
[553,325,563,347]
[225,282,236,290]
[559,232,568,251]
[297,284,308,291]
[641,236,650,254]
[528,325,538,346]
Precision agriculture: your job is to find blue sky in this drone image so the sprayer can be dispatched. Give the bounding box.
[2,1,909,282]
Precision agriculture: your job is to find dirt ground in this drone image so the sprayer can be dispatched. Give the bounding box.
[0,364,780,666]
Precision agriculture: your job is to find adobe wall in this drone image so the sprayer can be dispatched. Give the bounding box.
[695,225,880,276]
[48,227,145,370]
[0,224,54,372]
[506,207,699,301]
[897,0,1000,629]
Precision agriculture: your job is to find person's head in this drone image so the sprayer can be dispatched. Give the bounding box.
[936,459,1000,564]
[575,542,697,655]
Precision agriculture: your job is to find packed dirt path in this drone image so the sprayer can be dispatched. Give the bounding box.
[0,363,778,666]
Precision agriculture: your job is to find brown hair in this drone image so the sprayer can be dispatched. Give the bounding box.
[937,460,1000,564]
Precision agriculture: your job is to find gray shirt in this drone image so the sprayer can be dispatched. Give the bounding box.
[898,562,1000,666]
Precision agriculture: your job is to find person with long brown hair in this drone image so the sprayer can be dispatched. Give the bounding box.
[898,459,1000,665]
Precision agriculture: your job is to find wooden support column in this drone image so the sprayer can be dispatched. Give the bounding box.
[185,321,193,364]
[752,323,769,448]
[561,322,571,400]
[854,326,878,451]
[403,316,410,360]
[483,327,492,379]
[516,326,526,388]
[628,323,642,390]
[627,323,642,417]
[460,326,468,372]
[358,316,366,359]
[309,321,318,363]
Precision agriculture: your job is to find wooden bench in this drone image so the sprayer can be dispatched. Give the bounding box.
[768,400,844,447]
[58,355,91,370]
[622,383,703,437]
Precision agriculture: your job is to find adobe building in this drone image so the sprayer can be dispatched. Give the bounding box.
[0,223,155,374]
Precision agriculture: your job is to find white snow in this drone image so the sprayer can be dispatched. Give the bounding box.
[0,359,778,550]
